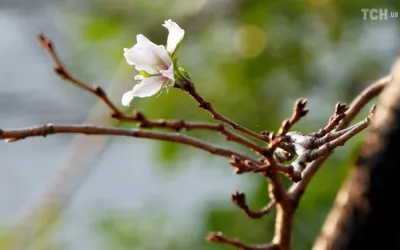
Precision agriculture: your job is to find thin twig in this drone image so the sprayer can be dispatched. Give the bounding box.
[311,103,348,138]
[278,99,309,137]
[311,110,373,149]
[255,164,301,183]
[0,124,256,162]
[260,99,309,206]
[268,99,308,153]
[337,75,391,130]
[180,80,270,143]
[135,114,267,155]
[306,107,374,162]
[289,76,389,200]
[230,156,297,180]
[207,232,278,250]
[38,33,124,119]
[30,32,391,250]
[38,33,266,155]
[232,191,276,219]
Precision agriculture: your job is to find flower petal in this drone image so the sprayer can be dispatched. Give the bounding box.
[131,76,166,98]
[121,76,166,106]
[136,34,172,69]
[121,90,136,106]
[123,46,158,74]
[162,19,185,54]
[160,64,174,80]
[123,34,172,74]
[134,74,145,81]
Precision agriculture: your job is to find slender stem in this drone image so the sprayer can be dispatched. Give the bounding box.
[0,124,256,162]
[307,116,372,162]
[207,232,278,250]
[232,191,276,219]
[38,33,265,155]
[137,116,267,155]
[289,76,389,200]
[337,75,390,130]
[181,81,270,143]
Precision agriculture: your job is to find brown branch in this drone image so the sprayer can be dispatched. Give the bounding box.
[179,80,270,143]
[278,99,308,137]
[136,114,267,155]
[230,156,297,180]
[286,105,374,170]
[207,232,278,250]
[312,103,348,138]
[312,106,374,149]
[266,170,286,202]
[33,32,390,250]
[38,33,267,156]
[232,191,276,219]
[337,75,391,130]
[230,155,260,174]
[268,99,308,154]
[289,76,389,200]
[254,163,300,183]
[271,200,296,250]
[289,117,372,199]
[246,98,309,230]
[38,33,126,119]
[0,124,256,162]
[307,108,373,162]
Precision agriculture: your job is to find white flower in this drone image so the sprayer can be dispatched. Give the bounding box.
[122,19,185,106]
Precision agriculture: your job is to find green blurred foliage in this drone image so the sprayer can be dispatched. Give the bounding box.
[96,210,195,250]
[62,0,400,249]
[0,204,65,250]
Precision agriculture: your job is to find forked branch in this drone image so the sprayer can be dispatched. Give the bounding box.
[0,32,391,250]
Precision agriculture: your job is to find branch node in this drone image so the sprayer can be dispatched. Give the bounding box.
[54,67,68,79]
[261,131,270,136]
[199,101,211,110]
[93,84,106,97]
[45,123,56,134]
[133,111,145,121]
[38,33,53,50]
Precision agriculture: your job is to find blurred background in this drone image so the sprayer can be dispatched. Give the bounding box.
[0,0,399,249]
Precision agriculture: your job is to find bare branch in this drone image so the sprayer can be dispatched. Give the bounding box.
[229,156,298,181]
[26,32,391,250]
[38,33,268,156]
[278,98,309,137]
[38,33,126,119]
[232,191,276,219]
[136,114,267,155]
[266,170,287,202]
[207,232,278,250]
[0,124,256,162]
[268,99,309,151]
[306,108,374,162]
[312,106,375,149]
[337,75,391,130]
[230,155,260,174]
[179,80,270,143]
[254,98,309,211]
[312,103,348,138]
[289,75,389,200]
